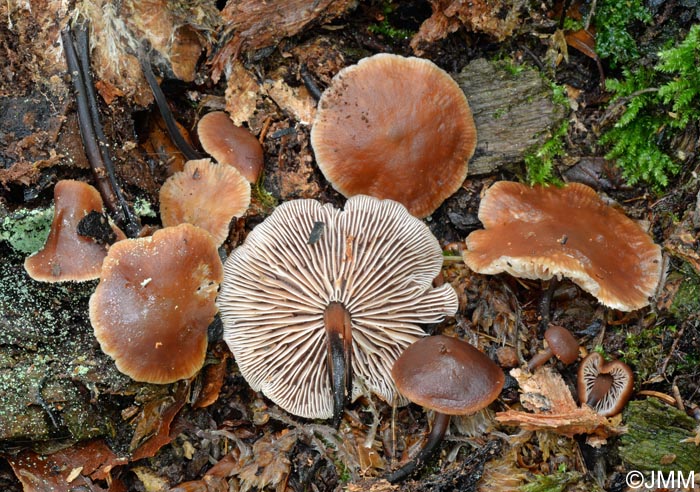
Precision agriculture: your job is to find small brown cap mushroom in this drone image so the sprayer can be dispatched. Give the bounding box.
[24,180,125,282]
[463,181,663,311]
[159,158,251,246]
[391,335,504,415]
[90,223,223,384]
[311,53,477,218]
[197,111,264,183]
[545,325,579,364]
[578,352,634,417]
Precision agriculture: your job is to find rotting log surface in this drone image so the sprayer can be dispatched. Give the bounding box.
[457,59,568,176]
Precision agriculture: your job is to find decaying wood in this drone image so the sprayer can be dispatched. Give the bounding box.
[456,59,569,177]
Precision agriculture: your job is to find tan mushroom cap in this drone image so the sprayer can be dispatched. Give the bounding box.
[159,158,251,246]
[463,181,663,311]
[311,53,477,218]
[391,335,504,415]
[197,111,264,183]
[90,223,223,384]
[24,180,125,282]
[544,325,579,365]
[578,352,634,417]
[217,195,458,419]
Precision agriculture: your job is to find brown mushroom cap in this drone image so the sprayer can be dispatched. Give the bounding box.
[544,325,579,365]
[159,158,251,246]
[89,223,223,384]
[217,195,458,419]
[24,180,125,282]
[391,335,504,415]
[197,111,264,183]
[463,181,662,311]
[310,53,477,218]
[578,352,634,417]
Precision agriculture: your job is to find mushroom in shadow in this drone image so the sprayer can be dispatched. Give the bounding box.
[578,352,634,417]
[386,335,504,483]
[527,324,580,372]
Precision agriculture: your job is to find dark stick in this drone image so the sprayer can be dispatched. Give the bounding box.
[73,25,140,238]
[138,51,202,161]
[300,64,323,102]
[538,277,560,332]
[61,29,124,223]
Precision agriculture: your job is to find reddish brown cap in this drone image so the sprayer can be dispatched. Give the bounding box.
[311,53,477,218]
[89,224,223,384]
[217,195,458,419]
[544,325,579,365]
[159,158,251,246]
[463,182,662,311]
[24,180,125,282]
[391,335,504,415]
[578,352,634,417]
[197,111,264,183]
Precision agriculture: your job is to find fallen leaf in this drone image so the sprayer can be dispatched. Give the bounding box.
[494,367,623,440]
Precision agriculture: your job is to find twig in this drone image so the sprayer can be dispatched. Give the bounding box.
[62,27,140,237]
[300,64,323,101]
[138,48,202,161]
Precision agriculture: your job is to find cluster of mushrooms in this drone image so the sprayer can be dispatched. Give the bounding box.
[24,53,662,482]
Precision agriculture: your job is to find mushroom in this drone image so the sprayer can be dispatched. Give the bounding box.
[310,53,477,218]
[197,111,264,183]
[387,335,504,482]
[24,180,125,282]
[216,195,458,425]
[159,158,251,246]
[578,352,634,417]
[89,223,223,384]
[527,324,580,371]
[463,181,663,311]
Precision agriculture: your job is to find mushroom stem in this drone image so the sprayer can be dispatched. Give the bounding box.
[300,64,322,101]
[386,411,451,483]
[527,347,554,372]
[586,373,614,407]
[138,47,202,162]
[538,277,559,332]
[324,302,353,428]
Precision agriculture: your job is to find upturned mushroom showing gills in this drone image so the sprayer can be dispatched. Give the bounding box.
[387,335,504,483]
[463,181,663,311]
[216,195,458,426]
[90,224,223,384]
[24,180,125,282]
[578,352,634,417]
[310,53,477,218]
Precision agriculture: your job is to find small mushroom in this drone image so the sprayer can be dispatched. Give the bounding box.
[578,352,634,417]
[197,111,264,183]
[24,180,125,282]
[217,195,458,425]
[159,158,251,246]
[463,181,663,311]
[387,335,504,482]
[311,53,477,218]
[527,324,580,371]
[90,224,223,384]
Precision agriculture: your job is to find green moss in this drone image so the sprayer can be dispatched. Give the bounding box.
[599,25,700,190]
[520,465,582,492]
[368,20,414,40]
[133,196,157,218]
[593,0,652,67]
[524,120,568,186]
[0,206,53,254]
[619,398,700,473]
[620,324,671,382]
[670,265,700,319]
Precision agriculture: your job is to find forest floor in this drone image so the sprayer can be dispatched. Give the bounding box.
[1,1,699,491]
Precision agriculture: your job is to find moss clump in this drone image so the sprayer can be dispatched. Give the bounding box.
[0,206,53,254]
[524,120,567,186]
[599,25,700,190]
[593,0,652,67]
[619,398,700,473]
[520,465,583,492]
[670,265,700,319]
